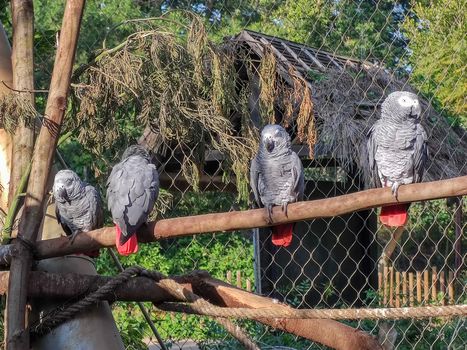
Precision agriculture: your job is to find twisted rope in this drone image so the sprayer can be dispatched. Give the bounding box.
[157,303,467,320]
[153,277,260,349]
[30,266,260,349]
[31,266,148,336]
[214,317,260,350]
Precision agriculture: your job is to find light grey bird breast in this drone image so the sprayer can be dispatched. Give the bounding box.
[250,124,304,208]
[106,154,159,236]
[55,184,103,235]
[367,91,428,188]
[253,151,303,206]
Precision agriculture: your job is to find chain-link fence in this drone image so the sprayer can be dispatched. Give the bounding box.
[0,0,465,349]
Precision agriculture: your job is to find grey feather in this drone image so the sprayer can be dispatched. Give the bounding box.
[106,145,159,244]
[250,124,304,214]
[53,170,103,240]
[367,91,428,192]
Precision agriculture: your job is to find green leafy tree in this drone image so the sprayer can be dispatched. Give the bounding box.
[403,0,466,124]
[222,0,410,66]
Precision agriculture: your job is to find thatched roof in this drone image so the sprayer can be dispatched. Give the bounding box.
[230,30,467,185]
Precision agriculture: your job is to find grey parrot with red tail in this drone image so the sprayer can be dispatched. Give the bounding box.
[106,145,159,255]
[250,124,304,247]
[53,169,103,257]
[367,91,428,227]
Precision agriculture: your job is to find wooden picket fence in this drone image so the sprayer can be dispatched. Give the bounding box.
[226,270,253,292]
[378,265,457,307]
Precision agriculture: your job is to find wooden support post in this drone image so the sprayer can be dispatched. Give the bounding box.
[378,270,383,299]
[389,266,394,307]
[431,267,438,302]
[236,270,242,289]
[408,272,414,307]
[380,226,405,271]
[416,271,422,304]
[226,271,232,284]
[439,271,445,306]
[454,197,463,275]
[423,270,429,303]
[448,271,455,304]
[395,271,400,308]
[402,272,407,306]
[246,278,252,292]
[8,0,35,207]
[383,265,388,306]
[5,1,85,348]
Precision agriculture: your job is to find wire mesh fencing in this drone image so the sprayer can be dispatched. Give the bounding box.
[0,0,465,349]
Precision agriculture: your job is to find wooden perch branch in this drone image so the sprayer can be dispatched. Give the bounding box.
[0,175,462,263]
[0,270,382,350]
[5,1,85,348]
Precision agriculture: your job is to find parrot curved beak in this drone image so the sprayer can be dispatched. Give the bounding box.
[410,101,421,118]
[58,187,70,203]
[265,138,275,152]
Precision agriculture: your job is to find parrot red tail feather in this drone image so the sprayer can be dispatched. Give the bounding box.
[115,225,139,256]
[380,204,409,227]
[272,224,294,247]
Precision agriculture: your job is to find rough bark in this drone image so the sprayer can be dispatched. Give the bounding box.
[0,20,13,212]
[5,1,85,348]
[8,0,35,207]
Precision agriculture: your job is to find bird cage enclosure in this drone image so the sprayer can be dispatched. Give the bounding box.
[0,1,465,350]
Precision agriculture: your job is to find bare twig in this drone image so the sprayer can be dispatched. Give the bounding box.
[1,80,49,93]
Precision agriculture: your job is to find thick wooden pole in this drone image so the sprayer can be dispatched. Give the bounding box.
[8,0,35,206]
[0,20,13,213]
[2,175,463,261]
[5,1,85,348]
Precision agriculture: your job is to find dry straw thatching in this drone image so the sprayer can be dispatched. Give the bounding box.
[232,30,466,186]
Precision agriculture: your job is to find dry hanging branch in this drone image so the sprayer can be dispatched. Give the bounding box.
[68,15,257,199]
[5,1,85,348]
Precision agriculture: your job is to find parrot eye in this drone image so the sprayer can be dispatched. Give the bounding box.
[66,179,72,185]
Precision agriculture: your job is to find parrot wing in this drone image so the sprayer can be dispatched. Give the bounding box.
[291,152,304,201]
[107,156,158,237]
[85,183,104,230]
[413,124,428,183]
[249,156,262,207]
[367,124,382,188]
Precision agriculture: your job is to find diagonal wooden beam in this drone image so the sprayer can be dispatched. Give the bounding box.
[5,1,85,348]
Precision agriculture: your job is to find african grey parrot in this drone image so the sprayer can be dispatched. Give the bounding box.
[53,169,103,257]
[250,124,304,247]
[367,91,428,227]
[106,145,159,256]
